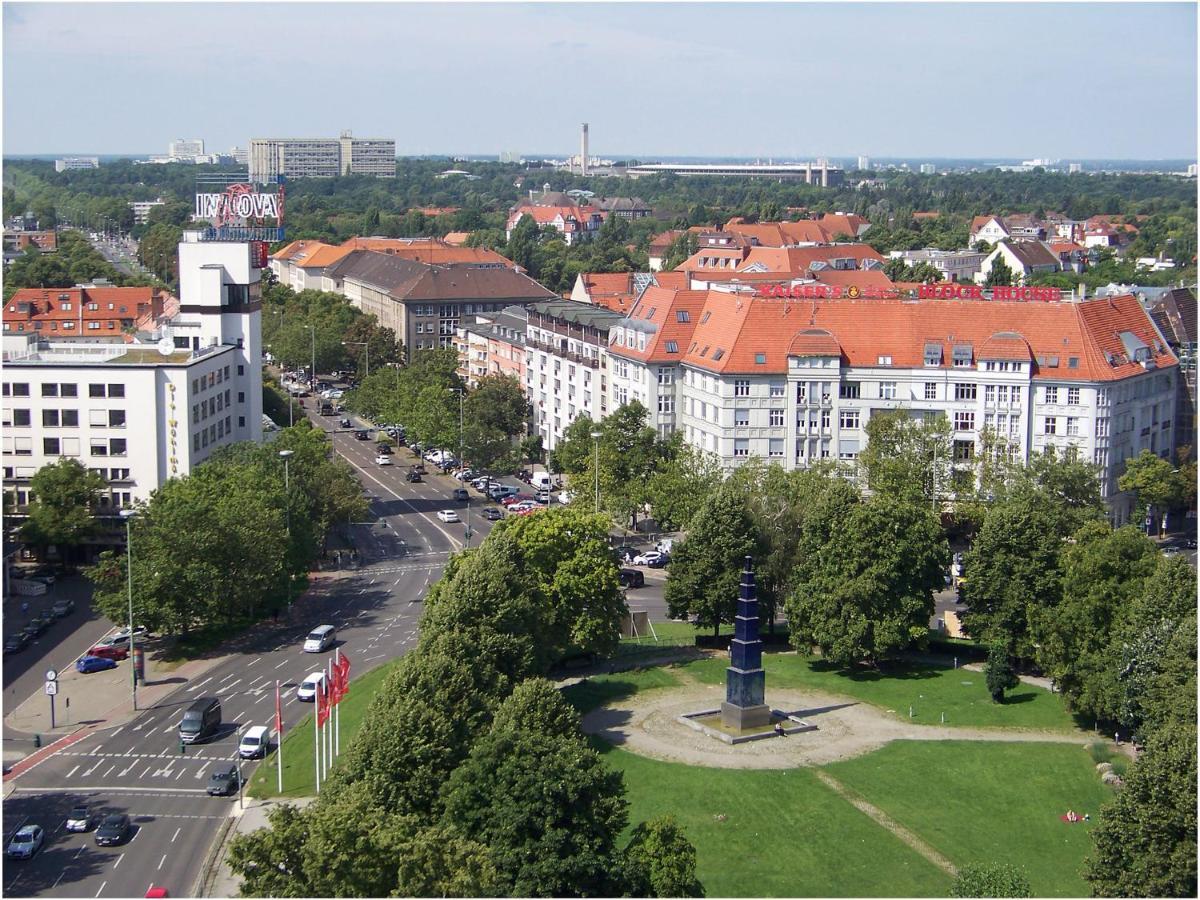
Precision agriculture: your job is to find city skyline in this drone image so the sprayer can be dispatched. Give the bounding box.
[3,2,1196,160]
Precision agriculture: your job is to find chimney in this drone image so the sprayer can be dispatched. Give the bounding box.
[581,123,589,177]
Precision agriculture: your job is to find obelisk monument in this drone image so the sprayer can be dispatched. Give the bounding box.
[721,556,771,730]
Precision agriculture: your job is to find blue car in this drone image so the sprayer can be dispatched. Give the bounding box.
[76,655,118,674]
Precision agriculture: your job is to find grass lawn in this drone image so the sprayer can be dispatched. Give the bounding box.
[563,666,682,714]
[596,741,953,897]
[247,657,401,799]
[681,654,1081,732]
[823,741,1113,896]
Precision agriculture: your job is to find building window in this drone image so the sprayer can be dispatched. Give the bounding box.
[924,382,937,400]
[110,439,127,456]
[953,439,975,461]
[1066,417,1080,436]
[954,383,977,401]
[658,395,674,414]
[1044,386,1058,404]
[733,438,749,457]
[89,384,106,398]
[734,380,750,397]
[839,382,860,400]
[90,439,108,456]
[953,411,975,431]
[769,381,785,398]
[1067,387,1080,405]
[12,409,30,426]
[796,382,807,402]
[109,410,126,427]
[665,341,679,353]
[62,410,78,427]
[43,438,61,455]
[42,410,60,427]
[984,384,995,403]
[769,408,784,427]
[108,384,125,398]
[1044,417,1057,435]
[41,384,59,397]
[657,367,674,386]
[839,409,860,429]
[821,409,831,430]
[1096,417,1109,438]
[880,382,897,400]
[769,438,784,458]
[735,408,750,427]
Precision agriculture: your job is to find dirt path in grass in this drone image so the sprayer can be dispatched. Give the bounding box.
[580,683,1089,769]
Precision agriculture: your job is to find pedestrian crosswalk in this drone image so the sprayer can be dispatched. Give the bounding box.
[358,562,444,576]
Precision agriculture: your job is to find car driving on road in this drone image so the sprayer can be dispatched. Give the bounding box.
[6,825,44,859]
[482,507,503,521]
[632,550,668,568]
[95,813,131,846]
[297,671,326,701]
[375,453,393,466]
[437,509,461,523]
[65,805,96,832]
[207,764,243,796]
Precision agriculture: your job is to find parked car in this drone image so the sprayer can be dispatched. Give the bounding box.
[65,805,96,832]
[618,568,645,588]
[4,633,30,654]
[354,429,369,440]
[489,485,520,501]
[453,469,477,481]
[98,626,147,648]
[297,672,326,702]
[482,507,503,521]
[405,470,423,483]
[88,643,129,661]
[207,764,243,796]
[436,509,461,523]
[95,814,131,846]
[612,545,638,563]
[375,454,393,466]
[22,619,47,639]
[375,441,393,454]
[6,824,44,859]
[77,655,119,674]
[632,550,668,568]
[452,488,470,502]
[501,493,532,507]
[508,500,537,513]
[51,598,75,617]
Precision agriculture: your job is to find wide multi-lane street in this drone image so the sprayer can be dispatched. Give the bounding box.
[1,410,510,898]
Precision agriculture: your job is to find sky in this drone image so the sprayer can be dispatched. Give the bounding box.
[3,1,1196,160]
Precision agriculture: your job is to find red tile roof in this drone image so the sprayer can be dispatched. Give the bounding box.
[678,292,1176,381]
[340,237,514,267]
[4,286,169,335]
[608,287,709,364]
[653,271,689,290]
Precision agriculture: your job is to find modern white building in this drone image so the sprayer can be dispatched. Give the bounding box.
[169,138,205,161]
[606,285,1176,524]
[888,248,987,283]
[128,199,166,225]
[524,299,623,451]
[54,157,99,172]
[919,163,936,175]
[2,234,264,515]
[249,132,395,180]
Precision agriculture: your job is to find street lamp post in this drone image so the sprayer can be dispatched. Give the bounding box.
[590,431,603,513]
[450,387,471,547]
[279,450,294,537]
[119,508,138,712]
[306,325,316,390]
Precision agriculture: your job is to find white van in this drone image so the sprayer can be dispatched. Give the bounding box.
[297,672,326,702]
[531,471,553,491]
[303,625,336,653]
[239,725,270,759]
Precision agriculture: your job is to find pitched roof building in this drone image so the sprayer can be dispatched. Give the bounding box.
[3,286,174,340]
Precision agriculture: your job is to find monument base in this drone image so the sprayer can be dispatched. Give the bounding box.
[720,701,771,731]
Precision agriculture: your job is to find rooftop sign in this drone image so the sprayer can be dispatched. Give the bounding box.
[754,283,1064,302]
[193,179,285,242]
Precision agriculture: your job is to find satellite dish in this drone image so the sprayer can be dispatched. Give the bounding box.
[158,336,174,356]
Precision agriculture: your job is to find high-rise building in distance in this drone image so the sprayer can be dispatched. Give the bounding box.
[857,155,871,171]
[919,163,936,175]
[249,132,395,180]
[169,138,206,160]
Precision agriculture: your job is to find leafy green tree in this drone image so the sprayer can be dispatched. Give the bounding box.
[951,863,1032,898]
[858,410,952,507]
[1118,448,1184,521]
[664,482,762,636]
[227,802,314,897]
[439,686,629,898]
[984,643,1019,702]
[549,414,600,475]
[620,815,705,898]
[20,458,107,557]
[645,437,721,532]
[461,375,529,470]
[984,253,1015,287]
[788,495,948,665]
[660,231,698,271]
[1032,521,1159,722]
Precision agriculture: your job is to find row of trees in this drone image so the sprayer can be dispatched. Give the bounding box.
[344,348,533,472]
[228,507,703,897]
[86,423,366,635]
[3,230,155,300]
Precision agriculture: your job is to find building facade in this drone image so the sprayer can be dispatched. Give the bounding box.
[625,162,845,187]
[54,157,99,172]
[4,285,173,339]
[2,234,264,516]
[889,248,986,283]
[249,133,396,180]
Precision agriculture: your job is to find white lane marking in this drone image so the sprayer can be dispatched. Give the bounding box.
[195,767,206,779]
[171,827,181,843]
[187,676,213,693]
[247,657,261,667]
[113,853,124,869]
[75,843,87,859]
[158,853,167,870]
[129,827,140,844]
[82,760,102,777]
[358,589,367,595]
[175,768,185,780]
[122,749,134,757]
[221,679,242,693]
[101,764,116,778]
[95,880,107,896]
[66,765,80,778]
[248,676,266,689]
[111,727,124,737]
[132,723,144,732]
[393,578,401,586]
[118,762,137,777]
[141,765,152,778]
[274,659,289,669]
[162,723,175,734]
[52,869,68,888]
[92,743,106,755]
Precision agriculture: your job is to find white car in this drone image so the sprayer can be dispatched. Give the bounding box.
[239,725,271,759]
[6,825,44,859]
[509,500,537,512]
[558,490,574,505]
[375,454,393,466]
[297,672,326,702]
[632,550,667,567]
[436,509,461,523]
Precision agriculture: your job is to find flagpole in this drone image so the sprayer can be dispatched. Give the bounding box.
[334,649,341,757]
[325,660,332,776]
[275,680,284,795]
[313,686,321,794]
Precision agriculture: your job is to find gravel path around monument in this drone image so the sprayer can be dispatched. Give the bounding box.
[580,678,1089,769]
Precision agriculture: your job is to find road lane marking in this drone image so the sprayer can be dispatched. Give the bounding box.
[83,761,102,777]
[175,769,185,780]
[101,764,116,778]
[52,869,68,888]
[129,827,140,843]
[187,677,213,693]
[247,657,261,667]
[218,670,239,682]
[248,676,266,689]
[171,827,180,842]
[111,727,124,737]
[132,723,144,731]
[220,679,242,693]
[96,879,107,895]
[113,853,124,869]
[393,578,401,586]
[158,853,167,870]
[141,765,152,778]
[162,723,175,734]
[119,762,137,776]
[195,767,207,779]
[76,843,87,858]
[66,765,80,778]
[274,660,289,669]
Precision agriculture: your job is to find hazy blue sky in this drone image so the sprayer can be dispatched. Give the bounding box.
[4,2,1196,159]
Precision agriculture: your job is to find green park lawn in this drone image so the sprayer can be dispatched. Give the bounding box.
[823,741,1112,896]
[683,653,1082,732]
[247,657,401,798]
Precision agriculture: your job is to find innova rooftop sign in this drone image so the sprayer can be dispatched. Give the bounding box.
[193,178,285,242]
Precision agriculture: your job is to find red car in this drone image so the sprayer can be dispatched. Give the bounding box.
[88,644,129,661]
[500,493,533,507]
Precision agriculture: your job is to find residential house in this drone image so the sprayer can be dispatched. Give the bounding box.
[4,286,174,340]
[976,240,1061,285]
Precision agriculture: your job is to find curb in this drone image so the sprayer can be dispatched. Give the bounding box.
[195,815,236,898]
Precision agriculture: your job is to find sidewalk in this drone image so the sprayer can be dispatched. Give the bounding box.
[202,795,315,897]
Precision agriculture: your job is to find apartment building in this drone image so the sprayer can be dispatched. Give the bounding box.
[54,157,99,172]
[1,235,264,516]
[4,285,174,339]
[655,287,1176,524]
[453,306,528,387]
[249,132,395,180]
[129,199,166,224]
[888,249,987,283]
[270,238,515,292]
[525,300,623,451]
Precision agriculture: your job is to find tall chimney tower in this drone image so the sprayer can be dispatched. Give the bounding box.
[580,123,589,176]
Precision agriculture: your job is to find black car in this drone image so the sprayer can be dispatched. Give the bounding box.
[22,618,48,639]
[612,545,638,564]
[405,471,423,483]
[4,633,29,654]
[354,429,369,441]
[482,507,503,521]
[95,813,131,846]
[618,568,645,589]
[207,764,242,796]
[339,417,352,428]
[375,442,393,455]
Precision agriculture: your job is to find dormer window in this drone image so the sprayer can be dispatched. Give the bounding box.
[676,310,690,323]
[924,343,942,366]
[952,344,973,367]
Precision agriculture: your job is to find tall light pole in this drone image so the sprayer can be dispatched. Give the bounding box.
[306,324,317,390]
[119,508,138,711]
[590,430,603,514]
[279,450,294,538]
[450,387,471,547]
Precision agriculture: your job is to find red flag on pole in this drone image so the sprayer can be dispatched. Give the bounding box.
[334,653,351,704]
[316,674,330,727]
[275,680,284,734]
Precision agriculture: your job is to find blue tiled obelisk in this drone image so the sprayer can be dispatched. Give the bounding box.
[720,556,771,730]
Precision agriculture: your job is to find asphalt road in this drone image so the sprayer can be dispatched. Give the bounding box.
[1,407,516,898]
